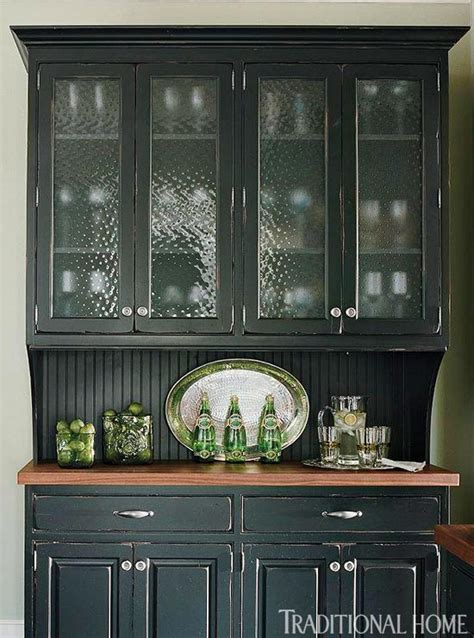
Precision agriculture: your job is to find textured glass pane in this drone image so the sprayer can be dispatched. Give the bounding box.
[52,78,120,318]
[357,79,423,320]
[150,78,218,318]
[259,79,326,319]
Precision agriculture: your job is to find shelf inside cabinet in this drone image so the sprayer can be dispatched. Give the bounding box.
[359,248,422,255]
[152,133,216,140]
[55,133,119,140]
[54,248,118,255]
[261,133,324,141]
[358,134,420,141]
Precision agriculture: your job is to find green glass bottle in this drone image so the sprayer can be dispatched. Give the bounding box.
[192,393,216,463]
[258,394,282,463]
[223,395,247,463]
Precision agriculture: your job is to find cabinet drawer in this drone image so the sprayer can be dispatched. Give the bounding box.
[34,495,232,532]
[242,496,439,533]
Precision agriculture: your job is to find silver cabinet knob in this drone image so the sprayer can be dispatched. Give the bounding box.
[330,307,342,318]
[137,306,148,317]
[121,560,132,572]
[135,560,147,572]
[121,306,133,317]
[344,561,356,572]
[329,561,341,573]
[345,307,357,318]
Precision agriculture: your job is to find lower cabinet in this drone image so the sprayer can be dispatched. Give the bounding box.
[35,542,232,638]
[27,486,446,637]
[446,554,474,637]
[35,543,134,638]
[242,543,440,638]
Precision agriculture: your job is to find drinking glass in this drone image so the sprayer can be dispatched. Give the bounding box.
[375,426,391,466]
[356,427,378,468]
[317,426,341,465]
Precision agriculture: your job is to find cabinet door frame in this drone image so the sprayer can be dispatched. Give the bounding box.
[135,63,234,334]
[242,543,341,638]
[342,64,441,335]
[243,63,343,335]
[36,64,135,333]
[133,543,232,638]
[34,542,134,638]
[341,544,440,638]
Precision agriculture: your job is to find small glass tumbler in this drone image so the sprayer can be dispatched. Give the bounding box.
[318,426,341,465]
[356,427,378,468]
[375,426,391,466]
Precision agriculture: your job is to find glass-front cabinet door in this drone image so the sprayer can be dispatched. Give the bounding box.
[135,64,233,333]
[342,65,440,334]
[36,65,135,332]
[243,65,342,334]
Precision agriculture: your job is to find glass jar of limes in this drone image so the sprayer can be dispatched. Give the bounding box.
[56,419,95,468]
[103,402,153,465]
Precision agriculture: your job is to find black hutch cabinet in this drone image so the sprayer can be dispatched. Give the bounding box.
[12,26,466,638]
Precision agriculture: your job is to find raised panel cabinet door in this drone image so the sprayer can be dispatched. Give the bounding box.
[342,65,440,335]
[242,544,340,638]
[133,543,232,638]
[34,542,133,638]
[36,64,135,333]
[135,64,234,334]
[243,64,343,335]
[341,544,439,638]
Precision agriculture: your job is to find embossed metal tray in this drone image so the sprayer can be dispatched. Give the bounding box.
[166,359,309,461]
[302,459,395,471]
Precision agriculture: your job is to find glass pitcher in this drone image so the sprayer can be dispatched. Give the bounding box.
[318,396,367,465]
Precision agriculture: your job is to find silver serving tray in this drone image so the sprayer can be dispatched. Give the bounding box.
[302,459,395,471]
[166,359,309,461]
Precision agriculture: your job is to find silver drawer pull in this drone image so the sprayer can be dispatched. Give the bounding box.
[113,510,154,519]
[322,510,362,520]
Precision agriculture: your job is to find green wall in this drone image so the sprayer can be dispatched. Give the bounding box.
[0,0,471,624]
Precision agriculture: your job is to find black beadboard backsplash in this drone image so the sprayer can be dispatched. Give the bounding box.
[30,350,443,463]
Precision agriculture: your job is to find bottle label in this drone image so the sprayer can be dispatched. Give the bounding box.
[196,414,212,431]
[263,414,278,431]
[229,414,243,430]
[197,449,212,459]
[263,450,279,460]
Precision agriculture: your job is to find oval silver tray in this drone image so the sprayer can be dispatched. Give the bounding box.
[166,359,309,461]
[302,459,395,471]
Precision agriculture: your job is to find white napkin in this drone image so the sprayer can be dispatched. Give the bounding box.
[381,458,426,472]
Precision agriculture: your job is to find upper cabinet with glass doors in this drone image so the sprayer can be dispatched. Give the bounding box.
[243,63,440,337]
[20,27,463,347]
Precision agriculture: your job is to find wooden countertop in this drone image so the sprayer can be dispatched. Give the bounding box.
[435,525,474,567]
[17,460,460,487]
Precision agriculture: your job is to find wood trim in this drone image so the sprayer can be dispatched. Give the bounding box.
[17,460,460,487]
[435,524,474,567]
[11,26,469,70]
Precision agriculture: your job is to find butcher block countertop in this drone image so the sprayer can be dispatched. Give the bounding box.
[435,525,474,567]
[18,460,460,487]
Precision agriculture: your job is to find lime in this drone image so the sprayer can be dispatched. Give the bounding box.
[57,450,74,466]
[81,422,95,434]
[128,402,144,416]
[77,450,94,466]
[136,449,152,463]
[70,418,85,434]
[57,432,72,445]
[103,409,116,417]
[69,439,85,452]
[344,413,358,427]
[56,420,70,433]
